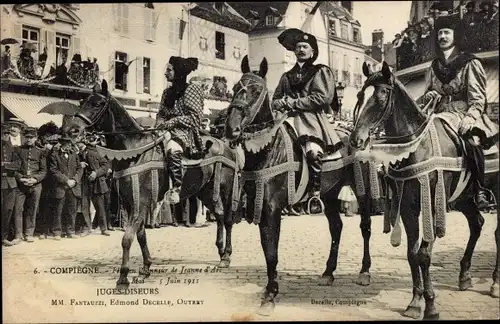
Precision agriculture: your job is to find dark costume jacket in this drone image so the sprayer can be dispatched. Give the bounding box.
[273,62,342,153]
[14,144,47,188]
[48,145,84,199]
[81,146,111,195]
[156,83,204,156]
[1,140,19,190]
[419,48,498,140]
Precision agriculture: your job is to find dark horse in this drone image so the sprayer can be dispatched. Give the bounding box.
[225,56,378,315]
[350,61,499,319]
[67,80,241,288]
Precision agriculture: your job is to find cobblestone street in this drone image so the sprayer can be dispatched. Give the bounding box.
[3,211,499,322]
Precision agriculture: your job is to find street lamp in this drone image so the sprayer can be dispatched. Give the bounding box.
[336,82,345,120]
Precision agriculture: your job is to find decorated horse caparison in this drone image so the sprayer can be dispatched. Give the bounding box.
[225,56,383,315]
[350,61,499,319]
[66,80,242,288]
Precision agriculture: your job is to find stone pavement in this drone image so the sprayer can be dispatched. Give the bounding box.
[3,211,499,322]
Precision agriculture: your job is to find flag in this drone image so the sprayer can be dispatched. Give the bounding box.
[179,19,187,40]
[301,1,322,33]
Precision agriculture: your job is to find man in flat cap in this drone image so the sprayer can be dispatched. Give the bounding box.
[13,127,47,242]
[1,123,22,246]
[272,28,342,213]
[417,14,498,210]
[5,118,26,147]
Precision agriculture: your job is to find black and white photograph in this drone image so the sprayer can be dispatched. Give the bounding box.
[1,1,499,322]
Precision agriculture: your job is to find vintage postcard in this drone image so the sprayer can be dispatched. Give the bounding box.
[1,1,499,322]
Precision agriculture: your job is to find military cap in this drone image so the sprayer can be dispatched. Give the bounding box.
[23,127,38,137]
[2,123,12,134]
[278,28,319,62]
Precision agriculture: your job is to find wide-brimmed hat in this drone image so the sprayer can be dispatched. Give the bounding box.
[4,118,26,130]
[278,28,319,62]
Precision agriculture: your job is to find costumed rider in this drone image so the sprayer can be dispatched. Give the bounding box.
[416,14,499,210]
[272,28,342,213]
[155,56,205,205]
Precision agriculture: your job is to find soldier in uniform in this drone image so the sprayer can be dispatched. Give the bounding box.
[1,123,22,246]
[13,127,47,242]
[155,56,204,204]
[80,134,111,236]
[417,14,498,209]
[272,28,342,212]
[48,131,84,239]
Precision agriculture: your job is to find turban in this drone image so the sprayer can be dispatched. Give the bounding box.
[278,28,319,62]
[434,14,465,48]
[169,56,199,79]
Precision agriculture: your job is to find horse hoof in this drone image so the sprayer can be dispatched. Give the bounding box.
[459,277,473,291]
[116,279,130,290]
[403,306,422,319]
[218,259,230,268]
[490,283,499,298]
[318,275,334,286]
[355,272,371,286]
[423,312,440,320]
[257,300,275,316]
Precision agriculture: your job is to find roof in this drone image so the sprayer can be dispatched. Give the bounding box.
[227,2,290,30]
[319,2,360,26]
[191,2,253,33]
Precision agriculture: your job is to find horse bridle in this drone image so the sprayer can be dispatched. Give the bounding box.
[228,75,269,134]
[75,94,111,129]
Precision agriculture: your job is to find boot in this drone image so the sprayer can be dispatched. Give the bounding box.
[467,138,495,210]
[306,150,324,214]
[166,150,183,205]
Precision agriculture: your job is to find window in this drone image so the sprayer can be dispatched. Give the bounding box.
[143,57,151,94]
[355,57,360,73]
[266,15,274,25]
[341,22,349,40]
[215,31,225,60]
[343,54,348,71]
[328,19,336,37]
[116,4,129,34]
[144,6,155,41]
[115,51,128,91]
[55,34,70,67]
[22,26,40,55]
[353,28,361,43]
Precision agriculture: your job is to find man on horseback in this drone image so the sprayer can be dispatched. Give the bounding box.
[155,56,204,204]
[272,28,343,212]
[417,14,498,210]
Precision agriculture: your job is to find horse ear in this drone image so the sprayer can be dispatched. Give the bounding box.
[362,62,371,77]
[241,55,250,74]
[381,61,391,79]
[101,79,108,95]
[258,58,268,78]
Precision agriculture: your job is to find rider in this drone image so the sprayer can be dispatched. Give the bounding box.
[417,14,498,210]
[155,56,204,205]
[272,28,342,212]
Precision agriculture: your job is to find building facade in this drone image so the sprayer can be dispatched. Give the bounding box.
[229,1,368,117]
[0,3,251,126]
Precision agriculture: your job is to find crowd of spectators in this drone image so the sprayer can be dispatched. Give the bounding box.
[393,0,499,70]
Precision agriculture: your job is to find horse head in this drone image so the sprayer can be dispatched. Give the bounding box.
[225,55,270,142]
[349,61,426,150]
[66,79,142,143]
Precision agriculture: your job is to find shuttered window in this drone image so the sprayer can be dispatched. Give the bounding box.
[55,33,70,67]
[143,57,151,94]
[215,31,225,60]
[115,52,128,91]
[115,4,129,35]
[144,7,155,41]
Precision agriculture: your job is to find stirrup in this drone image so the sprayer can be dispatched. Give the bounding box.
[307,193,325,215]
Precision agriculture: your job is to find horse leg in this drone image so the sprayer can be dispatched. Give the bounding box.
[356,195,372,286]
[418,238,439,319]
[212,199,226,267]
[116,217,140,289]
[492,211,500,298]
[137,220,153,279]
[257,207,281,316]
[220,212,233,268]
[320,199,342,286]
[457,202,484,291]
[401,203,424,319]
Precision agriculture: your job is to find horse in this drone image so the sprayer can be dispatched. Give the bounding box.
[349,61,500,319]
[224,55,381,315]
[66,80,242,288]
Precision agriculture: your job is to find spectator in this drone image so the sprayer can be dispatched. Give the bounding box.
[48,131,84,240]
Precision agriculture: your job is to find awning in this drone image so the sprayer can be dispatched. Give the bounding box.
[125,107,156,119]
[1,92,79,127]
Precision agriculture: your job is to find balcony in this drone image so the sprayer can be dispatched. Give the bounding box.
[1,51,99,91]
[395,12,499,71]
